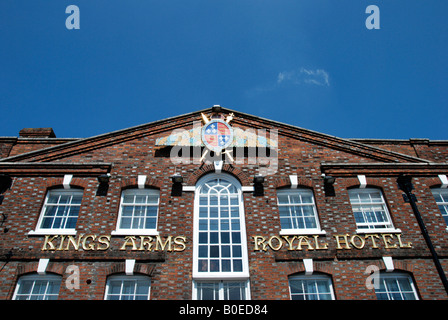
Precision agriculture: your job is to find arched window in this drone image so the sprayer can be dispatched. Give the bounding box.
[288,273,335,300]
[375,272,419,300]
[13,273,62,300]
[192,173,250,300]
[104,274,151,300]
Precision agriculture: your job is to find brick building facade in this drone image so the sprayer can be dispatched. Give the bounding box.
[1,106,448,300]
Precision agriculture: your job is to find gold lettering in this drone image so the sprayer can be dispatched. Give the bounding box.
[350,234,366,249]
[65,234,83,251]
[381,233,397,249]
[82,234,96,251]
[97,235,111,251]
[397,234,412,248]
[139,236,154,251]
[296,236,314,251]
[282,236,297,251]
[42,235,58,251]
[174,236,187,252]
[334,234,351,250]
[120,236,138,250]
[313,235,328,250]
[364,234,380,249]
[156,235,173,252]
[268,236,283,251]
[57,235,66,251]
[253,236,268,251]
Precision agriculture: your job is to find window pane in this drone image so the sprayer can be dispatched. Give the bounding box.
[123,195,134,203]
[277,194,289,204]
[210,207,219,217]
[120,217,132,229]
[47,195,60,204]
[210,219,219,230]
[210,260,220,271]
[221,207,229,217]
[199,246,208,258]
[233,260,242,272]
[145,218,157,229]
[222,246,231,257]
[66,217,78,229]
[222,260,231,272]
[210,232,219,243]
[199,207,208,218]
[280,217,292,229]
[221,232,230,244]
[231,232,241,244]
[199,232,208,244]
[210,195,218,206]
[210,246,219,258]
[221,220,230,230]
[147,195,159,204]
[41,217,53,229]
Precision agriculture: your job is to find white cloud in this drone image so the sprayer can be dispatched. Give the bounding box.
[277,68,330,86]
[245,67,330,98]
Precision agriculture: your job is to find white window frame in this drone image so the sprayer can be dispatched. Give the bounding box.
[192,173,250,280]
[431,188,448,231]
[348,188,401,234]
[12,274,62,300]
[104,274,151,300]
[277,188,325,235]
[111,188,160,236]
[192,279,251,300]
[375,272,419,300]
[288,274,335,300]
[29,188,83,236]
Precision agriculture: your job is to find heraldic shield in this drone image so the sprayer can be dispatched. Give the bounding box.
[201,119,234,153]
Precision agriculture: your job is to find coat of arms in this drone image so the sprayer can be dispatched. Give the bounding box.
[200,110,235,162]
[202,119,234,153]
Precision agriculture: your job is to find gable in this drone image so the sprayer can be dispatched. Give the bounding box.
[0,107,430,164]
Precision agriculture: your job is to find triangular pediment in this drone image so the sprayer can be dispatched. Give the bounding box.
[0,107,430,164]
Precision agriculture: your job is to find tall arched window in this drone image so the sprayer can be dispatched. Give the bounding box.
[192,173,250,300]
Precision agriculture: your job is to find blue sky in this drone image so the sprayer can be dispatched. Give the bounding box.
[1,1,447,140]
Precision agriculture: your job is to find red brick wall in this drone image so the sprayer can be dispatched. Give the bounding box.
[1,110,447,300]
